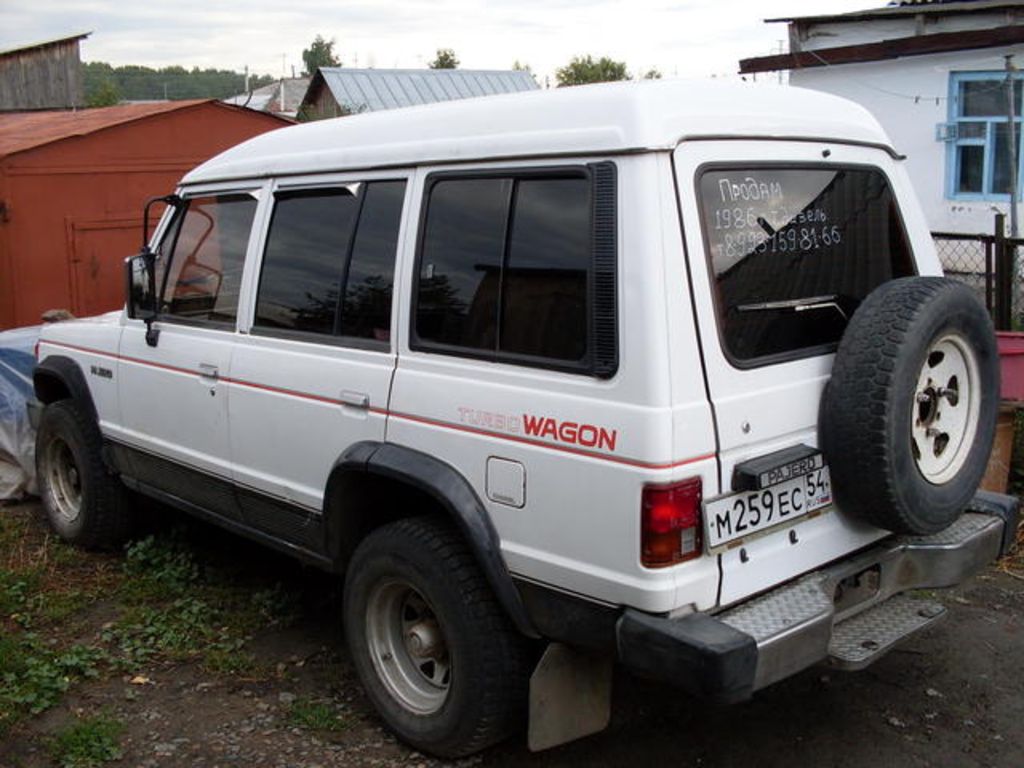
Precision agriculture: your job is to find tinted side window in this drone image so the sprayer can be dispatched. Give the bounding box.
[416,179,510,350]
[255,188,359,334]
[339,181,406,342]
[414,174,594,367]
[161,194,257,324]
[502,178,590,361]
[254,180,406,344]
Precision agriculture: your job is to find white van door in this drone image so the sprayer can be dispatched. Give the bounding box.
[672,139,932,605]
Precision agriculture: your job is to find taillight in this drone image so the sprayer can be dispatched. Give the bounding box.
[641,477,703,568]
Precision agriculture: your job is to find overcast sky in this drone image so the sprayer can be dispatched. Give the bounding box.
[0,0,882,84]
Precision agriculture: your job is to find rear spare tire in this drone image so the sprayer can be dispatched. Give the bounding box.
[820,277,998,535]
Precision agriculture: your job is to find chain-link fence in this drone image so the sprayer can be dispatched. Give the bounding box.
[933,232,996,315]
[933,220,1024,330]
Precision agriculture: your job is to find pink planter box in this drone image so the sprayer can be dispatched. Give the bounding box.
[997,331,1024,401]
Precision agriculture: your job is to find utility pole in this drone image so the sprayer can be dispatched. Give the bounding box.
[1006,55,1019,238]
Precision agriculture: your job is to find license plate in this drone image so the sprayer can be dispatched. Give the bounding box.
[703,466,832,550]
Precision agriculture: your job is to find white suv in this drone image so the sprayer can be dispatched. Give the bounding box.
[30,80,1018,757]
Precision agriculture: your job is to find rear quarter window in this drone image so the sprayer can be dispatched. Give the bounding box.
[698,166,915,365]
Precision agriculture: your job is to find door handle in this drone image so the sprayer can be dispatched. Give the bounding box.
[198,363,219,382]
[339,390,369,409]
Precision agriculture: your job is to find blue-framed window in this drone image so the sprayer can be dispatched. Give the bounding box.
[947,71,1023,201]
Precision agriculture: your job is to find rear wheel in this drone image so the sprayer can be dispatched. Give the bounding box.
[343,516,530,758]
[35,400,132,548]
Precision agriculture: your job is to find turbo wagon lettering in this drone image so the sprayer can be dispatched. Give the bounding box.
[29,80,1017,759]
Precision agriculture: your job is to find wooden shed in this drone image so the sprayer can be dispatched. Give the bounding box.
[0,100,289,329]
[0,33,89,111]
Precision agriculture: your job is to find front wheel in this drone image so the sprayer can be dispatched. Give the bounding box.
[343,516,530,758]
[35,400,132,549]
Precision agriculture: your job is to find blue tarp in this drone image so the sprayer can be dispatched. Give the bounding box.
[0,326,39,499]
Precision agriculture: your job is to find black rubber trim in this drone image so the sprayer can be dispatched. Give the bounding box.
[330,441,537,638]
[968,490,1021,557]
[33,356,98,423]
[616,609,757,705]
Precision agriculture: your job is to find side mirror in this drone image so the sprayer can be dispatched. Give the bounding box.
[125,250,160,347]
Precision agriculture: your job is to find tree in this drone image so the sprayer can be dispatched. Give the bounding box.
[429,48,459,69]
[555,55,629,87]
[302,35,340,77]
[511,60,532,74]
[642,67,662,80]
[87,80,121,107]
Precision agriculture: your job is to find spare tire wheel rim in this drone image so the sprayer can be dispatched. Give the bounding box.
[43,435,83,524]
[911,333,981,485]
[366,579,451,715]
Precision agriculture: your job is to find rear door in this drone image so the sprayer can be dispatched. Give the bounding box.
[673,139,923,605]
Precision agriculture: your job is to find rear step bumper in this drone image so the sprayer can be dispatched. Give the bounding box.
[616,494,1019,705]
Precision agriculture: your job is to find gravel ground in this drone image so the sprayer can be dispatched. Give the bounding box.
[1,500,1021,768]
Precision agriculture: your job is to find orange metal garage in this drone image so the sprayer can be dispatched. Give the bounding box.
[0,100,289,329]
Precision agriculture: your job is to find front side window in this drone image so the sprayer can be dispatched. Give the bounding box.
[698,166,915,364]
[414,173,594,368]
[160,193,258,324]
[254,180,406,344]
[949,71,1023,200]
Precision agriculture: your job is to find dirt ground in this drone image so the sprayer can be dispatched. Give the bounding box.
[1,498,1022,768]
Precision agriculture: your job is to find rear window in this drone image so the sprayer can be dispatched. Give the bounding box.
[698,166,915,364]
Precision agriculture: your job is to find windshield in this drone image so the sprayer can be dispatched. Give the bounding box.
[698,166,915,364]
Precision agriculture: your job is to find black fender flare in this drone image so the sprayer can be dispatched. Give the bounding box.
[33,355,98,423]
[326,441,537,638]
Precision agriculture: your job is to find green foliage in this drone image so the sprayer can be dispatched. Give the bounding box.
[555,55,630,87]
[287,697,352,733]
[429,48,459,69]
[0,636,105,735]
[302,34,341,76]
[642,67,663,80]
[82,61,274,103]
[511,60,532,74]
[86,80,121,107]
[48,714,124,768]
[123,534,200,596]
[103,597,242,665]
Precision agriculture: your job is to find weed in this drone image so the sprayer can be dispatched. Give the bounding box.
[203,648,258,676]
[122,534,200,601]
[0,637,106,735]
[48,714,124,768]
[287,696,352,733]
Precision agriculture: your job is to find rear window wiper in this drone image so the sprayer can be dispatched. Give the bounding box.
[735,294,848,320]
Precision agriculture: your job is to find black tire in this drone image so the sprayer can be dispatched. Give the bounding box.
[343,516,531,758]
[35,400,132,548]
[820,277,998,535]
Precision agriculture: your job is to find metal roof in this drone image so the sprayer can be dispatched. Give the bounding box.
[224,78,310,116]
[308,67,538,113]
[0,100,283,160]
[765,0,1022,24]
[186,78,893,185]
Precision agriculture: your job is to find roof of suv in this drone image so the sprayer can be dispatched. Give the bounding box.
[184,78,892,184]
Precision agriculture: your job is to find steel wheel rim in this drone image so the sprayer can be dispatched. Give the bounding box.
[42,436,82,524]
[911,333,981,484]
[365,579,451,715]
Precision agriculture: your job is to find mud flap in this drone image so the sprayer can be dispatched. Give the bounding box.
[528,643,612,751]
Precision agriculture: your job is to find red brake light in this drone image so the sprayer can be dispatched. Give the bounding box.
[641,477,703,568]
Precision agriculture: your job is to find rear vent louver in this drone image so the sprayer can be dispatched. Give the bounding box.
[589,161,618,378]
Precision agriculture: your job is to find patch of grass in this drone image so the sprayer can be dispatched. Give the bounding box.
[48,714,123,768]
[0,637,106,736]
[121,534,200,603]
[287,696,352,733]
[103,596,242,665]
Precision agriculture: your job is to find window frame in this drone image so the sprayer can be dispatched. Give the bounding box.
[409,164,618,378]
[947,70,1024,202]
[154,186,264,332]
[693,160,917,371]
[246,176,409,353]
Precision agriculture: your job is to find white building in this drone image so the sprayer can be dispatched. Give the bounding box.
[740,0,1024,236]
